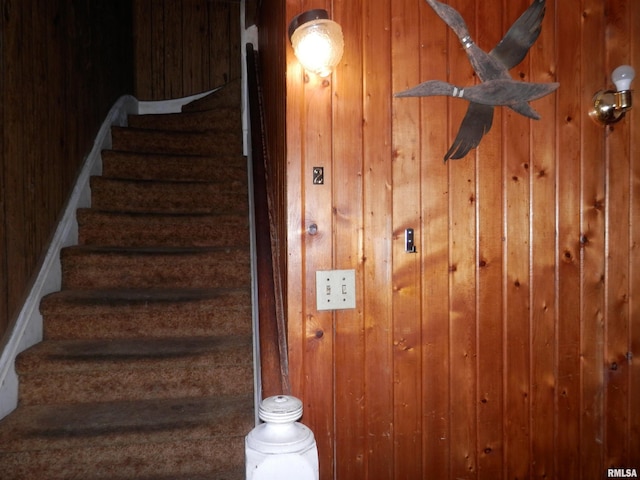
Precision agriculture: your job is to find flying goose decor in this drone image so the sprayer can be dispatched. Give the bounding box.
[395,0,559,161]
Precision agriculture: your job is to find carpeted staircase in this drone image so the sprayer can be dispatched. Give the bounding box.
[0,82,254,479]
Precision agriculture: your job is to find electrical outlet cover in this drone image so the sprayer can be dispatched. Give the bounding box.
[316,269,356,311]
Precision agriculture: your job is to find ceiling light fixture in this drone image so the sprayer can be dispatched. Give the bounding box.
[288,9,344,78]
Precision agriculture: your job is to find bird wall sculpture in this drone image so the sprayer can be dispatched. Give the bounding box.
[395,0,558,161]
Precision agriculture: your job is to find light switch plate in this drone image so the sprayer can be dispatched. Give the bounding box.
[316,269,356,311]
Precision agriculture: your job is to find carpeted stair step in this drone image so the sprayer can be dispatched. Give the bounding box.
[77,210,249,248]
[127,107,241,132]
[110,127,243,156]
[0,395,251,479]
[101,150,247,182]
[16,336,253,406]
[61,246,250,290]
[89,177,248,214]
[0,440,245,480]
[40,288,252,340]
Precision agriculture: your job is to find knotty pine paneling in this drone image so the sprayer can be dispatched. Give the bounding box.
[0,0,133,337]
[280,0,640,478]
[133,0,241,100]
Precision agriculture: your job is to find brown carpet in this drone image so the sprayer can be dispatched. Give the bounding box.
[0,82,254,479]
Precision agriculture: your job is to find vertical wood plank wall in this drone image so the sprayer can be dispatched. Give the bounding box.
[282,0,640,478]
[133,0,241,100]
[0,1,133,338]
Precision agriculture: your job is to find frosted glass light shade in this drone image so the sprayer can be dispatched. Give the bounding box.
[289,10,344,77]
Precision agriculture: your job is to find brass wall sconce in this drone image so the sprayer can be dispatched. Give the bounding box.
[590,65,635,125]
[288,9,344,78]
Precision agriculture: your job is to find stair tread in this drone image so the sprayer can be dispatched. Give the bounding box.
[91,175,246,187]
[42,286,252,308]
[40,288,252,340]
[0,438,247,480]
[17,335,253,374]
[77,210,248,248]
[62,244,250,254]
[102,149,246,163]
[77,209,249,219]
[16,334,254,405]
[89,176,248,214]
[0,394,254,452]
[101,150,247,182]
[77,209,249,227]
[102,150,246,166]
[112,125,241,137]
[126,469,245,480]
[110,127,242,156]
[60,245,250,290]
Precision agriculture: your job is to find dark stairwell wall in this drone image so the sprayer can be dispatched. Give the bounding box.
[0,0,134,338]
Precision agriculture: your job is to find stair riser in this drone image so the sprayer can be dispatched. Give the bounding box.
[61,249,250,289]
[0,395,254,451]
[90,178,247,214]
[111,128,242,156]
[19,365,253,406]
[0,437,245,480]
[127,109,241,132]
[102,151,247,182]
[77,212,249,247]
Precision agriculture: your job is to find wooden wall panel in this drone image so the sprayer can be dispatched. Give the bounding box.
[280,0,640,478]
[361,1,394,477]
[605,0,633,467]
[418,3,450,478]
[133,0,240,100]
[332,0,366,477]
[474,2,506,478]
[529,0,558,477]
[0,0,133,338]
[390,0,423,476]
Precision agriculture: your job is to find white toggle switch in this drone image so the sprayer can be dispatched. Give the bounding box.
[316,269,356,311]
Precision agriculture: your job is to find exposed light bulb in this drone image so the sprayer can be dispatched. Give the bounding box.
[590,64,635,125]
[611,65,635,92]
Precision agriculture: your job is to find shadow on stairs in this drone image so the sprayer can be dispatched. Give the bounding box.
[0,82,254,480]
